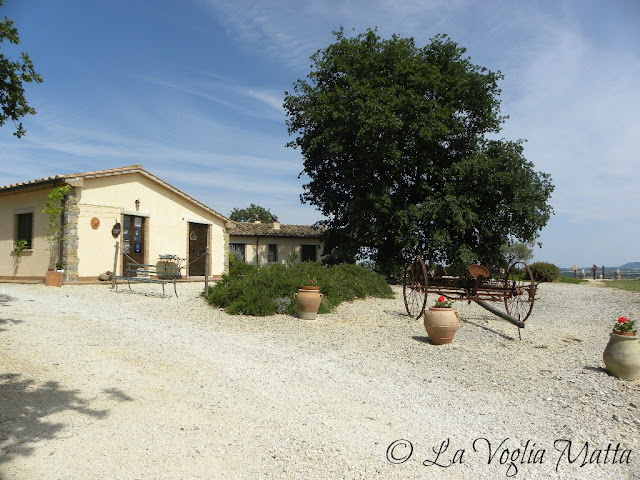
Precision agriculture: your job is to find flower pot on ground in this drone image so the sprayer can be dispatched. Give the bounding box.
[294,276,323,320]
[423,295,460,345]
[45,269,65,287]
[294,287,323,320]
[603,316,639,380]
[603,334,640,381]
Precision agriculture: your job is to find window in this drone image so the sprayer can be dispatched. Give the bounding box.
[15,212,33,249]
[230,243,246,262]
[301,244,317,262]
[268,244,277,263]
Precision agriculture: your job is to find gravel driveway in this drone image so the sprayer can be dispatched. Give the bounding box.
[1,281,639,479]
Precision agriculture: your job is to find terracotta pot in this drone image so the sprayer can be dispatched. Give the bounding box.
[612,330,636,337]
[294,287,323,320]
[45,270,65,287]
[423,307,460,345]
[603,333,640,381]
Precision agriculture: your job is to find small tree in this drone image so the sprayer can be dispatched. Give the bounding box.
[230,204,278,223]
[42,185,70,268]
[0,0,43,137]
[500,241,534,266]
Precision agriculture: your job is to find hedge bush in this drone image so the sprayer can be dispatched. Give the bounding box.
[527,262,560,282]
[205,258,394,316]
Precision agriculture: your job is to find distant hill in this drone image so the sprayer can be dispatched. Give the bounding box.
[619,262,640,269]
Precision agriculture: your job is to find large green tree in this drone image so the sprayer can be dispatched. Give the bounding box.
[1,0,42,138]
[284,29,553,278]
[229,203,278,223]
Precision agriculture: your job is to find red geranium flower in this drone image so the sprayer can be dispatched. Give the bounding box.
[434,294,453,308]
[613,316,636,333]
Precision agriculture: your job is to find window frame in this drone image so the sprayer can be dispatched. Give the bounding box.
[230,243,246,262]
[301,244,317,262]
[15,211,34,249]
[268,243,277,263]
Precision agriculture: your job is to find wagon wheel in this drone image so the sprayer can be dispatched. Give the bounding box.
[503,261,535,322]
[403,256,428,318]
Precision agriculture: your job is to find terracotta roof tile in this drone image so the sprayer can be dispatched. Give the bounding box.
[0,164,143,191]
[0,164,230,222]
[228,222,323,238]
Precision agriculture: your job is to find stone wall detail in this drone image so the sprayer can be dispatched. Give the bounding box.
[62,187,80,281]
[223,228,230,274]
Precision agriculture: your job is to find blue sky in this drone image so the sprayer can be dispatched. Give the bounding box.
[1,0,638,267]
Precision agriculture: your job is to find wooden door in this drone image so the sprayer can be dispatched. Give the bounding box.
[188,222,208,276]
[122,215,145,276]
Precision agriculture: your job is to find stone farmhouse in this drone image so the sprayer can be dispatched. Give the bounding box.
[228,221,323,265]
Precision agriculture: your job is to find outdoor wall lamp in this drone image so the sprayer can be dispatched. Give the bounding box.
[135,199,140,208]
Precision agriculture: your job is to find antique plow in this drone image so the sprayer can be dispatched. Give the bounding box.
[403,256,538,333]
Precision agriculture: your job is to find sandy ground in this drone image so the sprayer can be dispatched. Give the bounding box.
[0,280,639,479]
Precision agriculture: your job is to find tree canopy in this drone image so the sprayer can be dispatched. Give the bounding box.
[0,0,42,138]
[284,28,553,279]
[229,204,279,223]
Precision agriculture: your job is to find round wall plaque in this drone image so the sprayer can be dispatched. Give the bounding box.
[91,217,100,229]
[112,222,122,238]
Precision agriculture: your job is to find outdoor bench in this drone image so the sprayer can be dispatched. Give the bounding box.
[114,263,180,298]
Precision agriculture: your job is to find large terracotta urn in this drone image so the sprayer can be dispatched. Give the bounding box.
[423,307,460,345]
[294,286,323,320]
[603,333,640,381]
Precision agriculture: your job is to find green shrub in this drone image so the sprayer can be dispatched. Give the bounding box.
[528,262,560,282]
[205,260,393,316]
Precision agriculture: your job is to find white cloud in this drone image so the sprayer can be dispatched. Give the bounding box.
[196,0,474,70]
[132,75,284,122]
[499,20,640,223]
[238,88,284,114]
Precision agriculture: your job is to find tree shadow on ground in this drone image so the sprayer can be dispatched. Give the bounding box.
[101,387,134,402]
[0,294,14,306]
[0,318,24,332]
[0,373,127,465]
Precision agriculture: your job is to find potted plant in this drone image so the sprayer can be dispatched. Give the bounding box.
[603,316,640,381]
[612,316,636,336]
[294,275,323,320]
[423,295,460,345]
[45,264,65,287]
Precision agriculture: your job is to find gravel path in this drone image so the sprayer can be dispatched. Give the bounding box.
[1,281,639,479]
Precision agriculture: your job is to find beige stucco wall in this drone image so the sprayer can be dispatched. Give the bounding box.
[1,172,228,280]
[0,187,55,278]
[229,235,323,265]
[76,173,227,278]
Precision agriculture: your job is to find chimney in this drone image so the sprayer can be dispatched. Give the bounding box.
[273,222,281,230]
